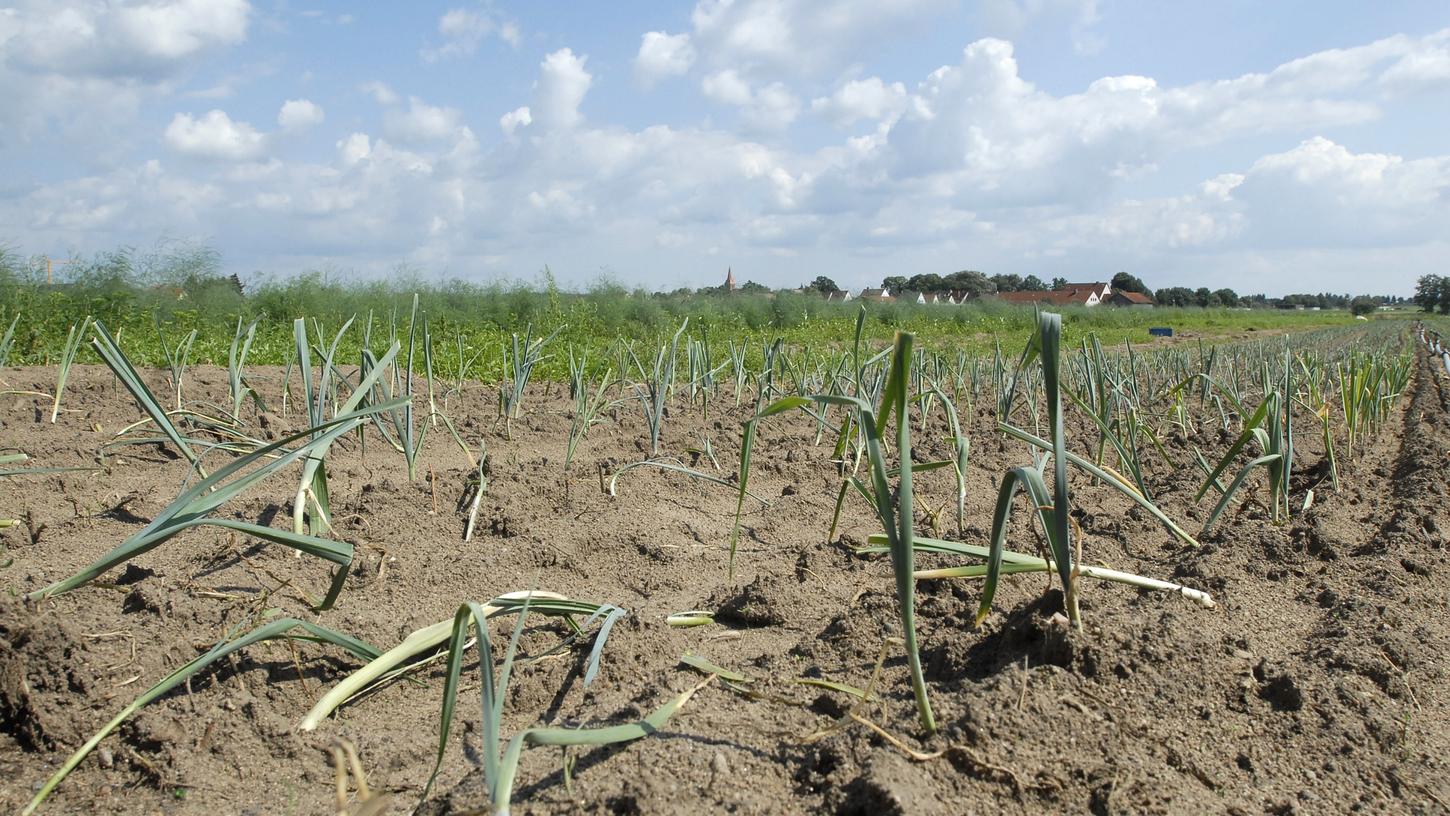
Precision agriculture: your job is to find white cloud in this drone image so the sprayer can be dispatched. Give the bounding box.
[1380,30,1450,90]
[750,83,800,130]
[1007,137,1450,288]
[111,0,250,64]
[5,0,250,78]
[0,0,252,146]
[359,81,399,105]
[689,0,948,79]
[337,133,371,165]
[420,8,519,62]
[9,21,1450,297]
[701,69,753,106]
[500,106,532,136]
[812,77,908,125]
[164,109,266,161]
[385,97,465,144]
[277,98,323,130]
[702,70,800,129]
[866,33,1450,209]
[1231,137,1450,248]
[977,0,1104,55]
[535,48,592,130]
[635,31,695,86]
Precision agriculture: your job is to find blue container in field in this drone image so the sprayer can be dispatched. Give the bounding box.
[1148,327,1173,338]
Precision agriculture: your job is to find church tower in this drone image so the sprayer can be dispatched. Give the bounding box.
[725,267,736,292]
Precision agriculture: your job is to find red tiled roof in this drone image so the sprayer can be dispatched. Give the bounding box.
[1112,291,1155,304]
[995,287,1099,305]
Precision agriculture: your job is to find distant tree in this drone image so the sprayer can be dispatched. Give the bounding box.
[882,275,908,292]
[1155,286,1195,307]
[990,273,1024,292]
[1021,274,1047,291]
[905,273,945,293]
[1111,271,1151,297]
[1051,277,1068,290]
[1194,287,1213,307]
[740,280,770,294]
[943,270,995,297]
[1414,275,1447,313]
[1349,296,1378,316]
[808,275,838,294]
[1212,288,1239,307]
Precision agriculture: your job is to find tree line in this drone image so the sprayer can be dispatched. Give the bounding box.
[1414,275,1450,314]
[801,270,1402,314]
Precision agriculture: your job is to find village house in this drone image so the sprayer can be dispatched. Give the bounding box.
[995,281,1119,307]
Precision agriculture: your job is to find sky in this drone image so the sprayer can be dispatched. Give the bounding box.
[1,1,1447,296]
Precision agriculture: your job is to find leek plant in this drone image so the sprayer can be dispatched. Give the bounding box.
[443,327,486,412]
[992,311,1078,627]
[1194,355,1294,532]
[23,614,381,816]
[734,331,936,734]
[154,317,198,412]
[501,323,562,424]
[565,351,616,474]
[227,316,265,422]
[297,592,694,814]
[0,312,18,367]
[367,296,428,479]
[91,321,205,476]
[627,318,688,457]
[727,340,749,405]
[463,439,487,541]
[32,396,403,610]
[1296,356,1339,491]
[924,384,971,535]
[49,315,91,423]
[687,334,725,419]
[420,598,703,815]
[292,316,356,533]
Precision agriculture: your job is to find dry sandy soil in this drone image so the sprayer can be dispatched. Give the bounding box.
[1,338,1448,815]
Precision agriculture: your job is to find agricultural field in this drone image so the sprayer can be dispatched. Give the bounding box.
[2,308,1449,815]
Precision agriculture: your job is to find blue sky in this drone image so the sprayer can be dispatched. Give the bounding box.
[1,1,1447,296]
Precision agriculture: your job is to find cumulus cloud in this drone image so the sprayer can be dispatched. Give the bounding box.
[811,77,908,125]
[634,31,695,86]
[0,0,252,145]
[337,133,371,165]
[420,7,519,62]
[701,69,753,106]
[164,109,265,160]
[5,0,250,78]
[977,0,1104,55]
[333,133,368,165]
[384,97,465,144]
[1230,137,1450,248]
[359,81,399,105]
[702,70,800,129]
[1379,29,1450,90]
[534,48,592,130]
[689,0,949,78]
[9,21,1450,296]
[277,98,323,130]
[499,106,532,136]
[866,33,1450,209]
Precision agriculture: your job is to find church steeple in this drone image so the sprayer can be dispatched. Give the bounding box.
[725,267,736,292]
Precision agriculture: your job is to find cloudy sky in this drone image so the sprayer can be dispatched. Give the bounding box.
[1,1,1447,295]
